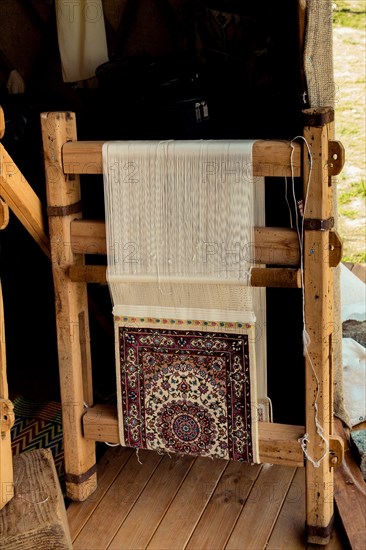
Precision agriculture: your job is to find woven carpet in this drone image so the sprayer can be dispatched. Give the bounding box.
[117,321,258,463]
[10,396,64,480]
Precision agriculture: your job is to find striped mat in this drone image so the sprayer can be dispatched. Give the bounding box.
[10,396,64,481]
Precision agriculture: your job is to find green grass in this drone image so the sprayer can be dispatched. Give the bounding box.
[334,0,366,263]
[339,180,366,204]
[343,251,366,263]
[333,1,366,29]
[339,207,359,219]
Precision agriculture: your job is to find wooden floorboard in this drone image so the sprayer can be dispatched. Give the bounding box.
[266,468,307,549]
[67,447,350,550]
[67,446,134,540]
[225,464,296,549]
[334,418,366,550]
[185,461,262,550]
[108,454,195,550]
[147,456,228,550]
[72,449,163,549]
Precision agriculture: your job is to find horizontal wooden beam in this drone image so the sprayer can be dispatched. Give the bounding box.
[62,140,302,178]
[70,264,303,288]
[257,421,305,468]
[70,221,301,265]
[69,265,301,288]
[253,226,300,265]
[69,265,107,283]
[70,220,106,256]
[69,222,341,280]
[82,404,305,468]
[250,268,302,288]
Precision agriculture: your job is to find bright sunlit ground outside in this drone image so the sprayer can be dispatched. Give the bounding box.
[333,0,366,263]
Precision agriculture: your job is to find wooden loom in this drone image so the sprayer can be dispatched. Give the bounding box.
[0,105,51,511]
[40,107,345,544]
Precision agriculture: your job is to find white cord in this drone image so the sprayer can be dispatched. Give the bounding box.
[290,136,329,468]
[135,447,143,465]
[284,177,293,228]
[290,136,312,353]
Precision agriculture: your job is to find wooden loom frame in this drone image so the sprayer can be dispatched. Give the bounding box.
[41,107,345,545]
[0,106,51,510]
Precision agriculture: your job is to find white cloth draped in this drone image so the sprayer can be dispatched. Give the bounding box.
[55,0,108,82]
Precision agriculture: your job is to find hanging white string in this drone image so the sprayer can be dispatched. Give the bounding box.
[290,136,329,468]
[135,448,143,465]
[284,177,293,228]
[290,136,312,352]
[267,396,274,423]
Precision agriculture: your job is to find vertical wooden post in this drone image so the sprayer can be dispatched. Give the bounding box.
[1,113,14,511]
[0,106,5,139]
[40,112,96,501]
[0,278,14,510]
[302,107,335,544]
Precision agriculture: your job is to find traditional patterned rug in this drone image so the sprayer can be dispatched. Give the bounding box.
[116,319,259,463]
[10,396,64,480]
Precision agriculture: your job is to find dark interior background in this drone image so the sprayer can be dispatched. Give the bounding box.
[0,0,307,424]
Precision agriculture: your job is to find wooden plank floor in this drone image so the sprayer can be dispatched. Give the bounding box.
[67,447,349,550]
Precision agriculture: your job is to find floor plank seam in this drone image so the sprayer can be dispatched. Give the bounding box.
[69,447,134,542]
[104,452,165,550]
[222,463,263,549]
[142,456,197,550]
[265,466,299,549]
[74,450,164,549]
[183,460,231,550]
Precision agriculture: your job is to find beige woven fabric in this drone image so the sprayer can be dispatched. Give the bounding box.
[304,0,349,427]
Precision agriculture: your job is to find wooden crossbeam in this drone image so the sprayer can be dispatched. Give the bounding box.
[62,140,302,178]
[82,404,306,468]
[70,221,301,264]
[69,221,342,279]
[0,144,50,257]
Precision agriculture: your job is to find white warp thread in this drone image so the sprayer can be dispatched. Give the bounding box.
[103,140,257,322]
[103,140,268,410]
